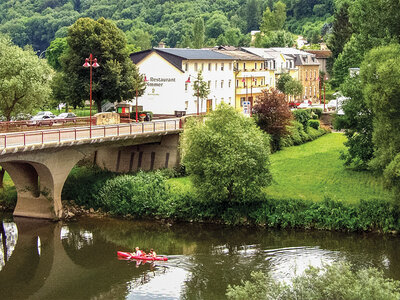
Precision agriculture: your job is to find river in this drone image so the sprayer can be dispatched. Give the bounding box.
[0,212,399,299]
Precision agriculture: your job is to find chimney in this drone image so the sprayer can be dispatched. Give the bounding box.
[158,41,166,48]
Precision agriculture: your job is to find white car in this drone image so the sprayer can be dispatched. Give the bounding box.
[298,100,311,109]
[27,114,55,126]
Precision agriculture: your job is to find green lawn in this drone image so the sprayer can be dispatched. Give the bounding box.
[268,133,392,203]
[168,133,392,204]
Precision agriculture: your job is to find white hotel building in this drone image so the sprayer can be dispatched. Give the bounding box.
[130,48,235,115]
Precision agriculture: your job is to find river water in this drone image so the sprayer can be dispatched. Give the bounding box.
[0,212,399,299]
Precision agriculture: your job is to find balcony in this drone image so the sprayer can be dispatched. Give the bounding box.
[236,86,265,95]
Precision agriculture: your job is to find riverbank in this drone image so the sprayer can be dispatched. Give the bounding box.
[1,133,398,233]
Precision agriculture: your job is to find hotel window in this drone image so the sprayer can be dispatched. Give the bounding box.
[215,80,217,88]
[194,63,198,71]
[236,79,239,87]
[208,63,212,71]
[254,78,257,86]
[184,63,188,71]
[228,97,232,105]
[305,70,308,80]
[261,79,263,86]
[255,63,257,70]
[201,63,204,71]
[185,83,188,91]
[229,63,232,70]
[243,62,246,70]
[314,70,317,79]
[208,81,211,88]
[221,63,224,71]
[221,80,224,88]
[228,80,231,88]
[309,87,312,96]
[240,97,245,107]
[215,63,218,71]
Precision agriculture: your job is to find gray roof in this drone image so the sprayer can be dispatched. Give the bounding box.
[155,48,234,60]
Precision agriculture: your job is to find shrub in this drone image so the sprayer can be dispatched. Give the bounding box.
[62,166,115,209]
[253,88,293,152]
[181,103,272,206]
[309,107,323,119]
[308,119,320,130]
[227,263,400,300]
[0,186,17,210]
[292,109,311,130]
[98,171,168,216]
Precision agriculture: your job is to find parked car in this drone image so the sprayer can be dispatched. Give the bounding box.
[27,114,55,126]
[56,112,77,123]
[298,100,312,109]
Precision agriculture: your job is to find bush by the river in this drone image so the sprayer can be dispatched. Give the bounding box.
[60,166,400,232]
[226,263,400,300]
[98,171,168,216]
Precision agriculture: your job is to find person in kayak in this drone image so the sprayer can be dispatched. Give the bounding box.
[148,248,157,257]
[135,247,146,256]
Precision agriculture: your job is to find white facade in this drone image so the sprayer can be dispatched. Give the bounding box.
[133,51,235,115]
[183,60,235,114]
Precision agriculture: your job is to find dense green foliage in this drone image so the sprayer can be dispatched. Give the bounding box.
[276,73,303,98]
[59,17,143,111]
[0,0,334,52]
[226,263,400,299]
[360,45,400,194]
[0,35,53,121]
[98,171,168,216]
[330,0,400,86]
[181,104,272,205]
[334,75,373,169]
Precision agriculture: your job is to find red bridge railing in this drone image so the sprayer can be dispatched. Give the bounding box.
[0,119,181,150]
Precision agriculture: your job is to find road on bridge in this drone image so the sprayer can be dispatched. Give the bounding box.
[0,119,181,150]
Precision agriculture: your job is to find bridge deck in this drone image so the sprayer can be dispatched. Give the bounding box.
[0,119,182,152]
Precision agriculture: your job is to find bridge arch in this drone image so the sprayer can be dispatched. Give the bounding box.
[0,148,86,219]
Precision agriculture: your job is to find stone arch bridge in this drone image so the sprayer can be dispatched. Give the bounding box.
[0,120,182,219]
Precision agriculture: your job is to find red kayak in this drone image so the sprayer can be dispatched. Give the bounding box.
[117,251,168,261]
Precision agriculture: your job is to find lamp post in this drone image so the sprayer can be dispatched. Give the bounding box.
[135,75,148,122]
[186,75,200,115]
[83,53,100,138]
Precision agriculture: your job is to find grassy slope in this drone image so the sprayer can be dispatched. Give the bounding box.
[169,133,392,204]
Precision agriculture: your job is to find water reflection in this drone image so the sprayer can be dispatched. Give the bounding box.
[0,213,399,299]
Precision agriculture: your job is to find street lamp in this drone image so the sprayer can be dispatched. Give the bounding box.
[83,54,99,138]
[186,75,200,115]
[135,75,148,123]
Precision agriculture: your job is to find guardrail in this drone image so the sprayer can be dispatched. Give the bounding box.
[0,119,181,150]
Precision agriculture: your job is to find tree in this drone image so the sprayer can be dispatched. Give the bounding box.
[0,36,52,188]
[46,37,68,71]
[276,73,303,100]
[246,0,262,32]
[326,2,352,74]
[254,30,294,48]
[125,29,152,52]
[192,18,205,49]
[260,1,286,33]
[205,12,230,39]
[192,70,210,113]
[253,88,293,151]
[61,17,138,112]
[334,75,373,169]
[360,44,400,193]
[181,103,272,205]
[128,70,147,120]
[0,36,52,121]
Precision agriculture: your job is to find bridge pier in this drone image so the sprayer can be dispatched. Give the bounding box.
[0,149,85,220]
